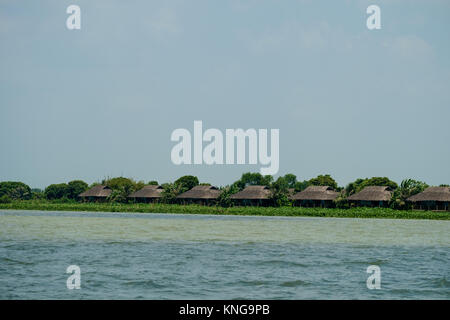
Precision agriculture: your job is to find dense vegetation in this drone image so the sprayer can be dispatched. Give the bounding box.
[0,181,32,203]
[0,173,447,220]
[0,199,448,220]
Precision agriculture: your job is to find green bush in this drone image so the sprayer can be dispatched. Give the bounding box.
[334,195,349,209]
[0,194,12,204]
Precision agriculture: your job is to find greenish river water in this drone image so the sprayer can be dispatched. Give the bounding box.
[0,210,449,299]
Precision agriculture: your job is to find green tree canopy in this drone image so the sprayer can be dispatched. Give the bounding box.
[270,176,291,207]
[45,183,69,200]
[67,180,88,199]
[308,174,338,190]
[391,179,428,209]
[0,181,32,200]
[217,184,240,208]
[148,180,159,185]
[283,174,297,188]
[233,172,273,190]
[160,182,183,204]
[346,177,398,195]
[294,180,309,192]
[174,175,199,193]
[104,177,145,202]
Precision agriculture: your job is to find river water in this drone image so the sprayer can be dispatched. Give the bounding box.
[0,210,449,299]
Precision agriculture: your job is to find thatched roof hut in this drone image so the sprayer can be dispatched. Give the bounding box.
[230,185,272,206]
[128,185,163,200]
[291,186,338,208]
[407,186,450,211]
[291,186,338,201]
[177,185,221,200]
[79,185,112,200]
[230,185,271,200]
[407,187,450,202]
[347,186,393,204]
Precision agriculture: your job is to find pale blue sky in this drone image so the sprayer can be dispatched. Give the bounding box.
[1,0,449,189]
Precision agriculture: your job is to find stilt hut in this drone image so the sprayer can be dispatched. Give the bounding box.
[176,185,221,205]
[291,186,338,208]
[347,186,393,207]
[230,185,272,206]
[78,185,112,202]
[128,185,164,203]
[407,186,450,211]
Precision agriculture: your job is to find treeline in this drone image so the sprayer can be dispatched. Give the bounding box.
[1,173,448,210]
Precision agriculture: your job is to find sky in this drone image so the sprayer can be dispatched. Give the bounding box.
[1,0,449,189]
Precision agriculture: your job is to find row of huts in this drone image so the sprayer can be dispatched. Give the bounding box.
[79,184,450,211]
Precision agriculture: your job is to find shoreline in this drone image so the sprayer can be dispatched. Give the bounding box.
[0,200,448,220]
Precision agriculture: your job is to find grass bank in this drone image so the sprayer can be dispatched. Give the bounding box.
[0,200,449,220]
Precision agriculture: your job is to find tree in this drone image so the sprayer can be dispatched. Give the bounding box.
[270,176,291,207]
[0,181,32,200]
[148,181,159,185]
[45,183,69,200]
[391,179,428,209]
[67,180,88,199]
[294,180,309,192]
[283,174,297,188]
[233,172,273,190]
[160,183,182,204]
[345,178,366,196]
[217,184,240,208]
[308,174,338,190]
[104,177,144,202]
[174,175,199,193]
[363,177,398,190]
[345,177,398,195]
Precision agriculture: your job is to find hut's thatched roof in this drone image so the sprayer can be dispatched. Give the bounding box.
[347,186,393,201]
[79,185,112,198]
[230,185,271,200]
[291,186,338,201]
[176,185,221,200]
[128,185,163,199]
[407,186,450,202]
